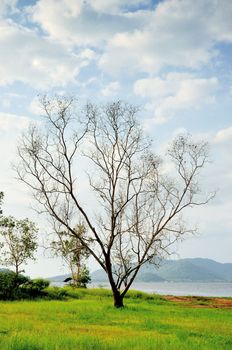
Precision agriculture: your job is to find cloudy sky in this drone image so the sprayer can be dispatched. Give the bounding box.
[0,0,232,277]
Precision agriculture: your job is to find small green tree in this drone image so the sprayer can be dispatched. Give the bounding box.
[51,224,91,287]
[0,216,38,275]
[74,265,91,288]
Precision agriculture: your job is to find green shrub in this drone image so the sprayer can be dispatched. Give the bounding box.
[0,271,29,300]
[45,286,68,300]
[0,271,69,301]
[22,278,50,298]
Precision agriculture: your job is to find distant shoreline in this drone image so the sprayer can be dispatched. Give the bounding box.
[50,281,232,298]
[90,281,232,298]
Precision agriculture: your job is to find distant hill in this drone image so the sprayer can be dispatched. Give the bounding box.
[183,258,232,282]
[140,258,232,282]
[153,259,225,282]
[90,269,164,283]
[136,272,165,282]
[48,258,232,283]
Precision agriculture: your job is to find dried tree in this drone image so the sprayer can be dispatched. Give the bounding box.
[16,96,213,307]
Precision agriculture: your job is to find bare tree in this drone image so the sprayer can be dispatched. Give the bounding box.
[16,96,213,307]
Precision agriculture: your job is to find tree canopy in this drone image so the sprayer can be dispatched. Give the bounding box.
[0,216,38,275]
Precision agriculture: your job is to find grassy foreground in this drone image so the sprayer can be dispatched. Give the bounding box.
[0,288,231,350]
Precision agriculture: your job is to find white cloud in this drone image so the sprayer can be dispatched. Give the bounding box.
[28,97,43,115]
[134,73,218,124]
[1,0,231,88]
[99,0,232,75]
[0,112,32,213]
[0,0,17,17]
[214,126,232,144]
[0,92,26,110]
[0,112,30,132]
[80,48,96,60]
[91,0,151,13]
[30,0,83,45]
[101,81,120,96]
[208,0,232,42]
[0,21,93,88]
[30,0,143,46]
[177,202,232,263]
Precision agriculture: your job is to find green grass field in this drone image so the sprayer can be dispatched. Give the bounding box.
[0,288,231,350]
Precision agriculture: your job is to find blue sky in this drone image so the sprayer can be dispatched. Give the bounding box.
[0,0,232,277]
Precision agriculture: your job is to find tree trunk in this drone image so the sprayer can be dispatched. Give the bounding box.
[105,257,124,307]
[113,289,124,308]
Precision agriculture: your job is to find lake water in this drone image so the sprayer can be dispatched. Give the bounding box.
[89,282,232,297]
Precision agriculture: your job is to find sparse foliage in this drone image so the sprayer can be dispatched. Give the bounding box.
[50,224,91,287]
[0,216,38,275]
[16,97,213,307]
